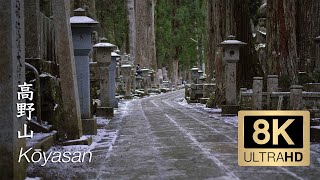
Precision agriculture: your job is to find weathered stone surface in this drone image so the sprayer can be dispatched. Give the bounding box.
[184,84,191,99]
[121,64,133,97]
[267,75,278,109]
[290,85,303,110]
[203,83,216,98]
[40,75,63,129]
[109,53,119,108]
[82,118,97,135]
[25,0,40,58]
[225,62,237,105]
[252,77,263,110]
[190,84,204,101]
[222,105,240,116]
[96,107,114,118]
[0,0,26,178]
[93,40,116,109]
[53,0,83,139]
[190,67,199,84]
[71,8,98,119]
[99,66,109,107]
[304,83,320,92]
[141,68,150,95]
[61,136,93,146]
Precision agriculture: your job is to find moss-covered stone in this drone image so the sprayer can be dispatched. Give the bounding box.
[40,74,63,134]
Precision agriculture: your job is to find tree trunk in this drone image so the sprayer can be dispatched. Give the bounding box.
[150,0,157,70]
[169,0,180,86]
[235,0,261,89]
[134,0,156,68]
[296,0,320,73]
[127,0,136,63]
[266,0,298,89]
[207,0,226,106]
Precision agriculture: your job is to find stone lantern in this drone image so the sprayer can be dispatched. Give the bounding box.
[218,35,246,115]
[141,68,150,95]
[190,66,199,84]
[70,8,98,119]
[121,64,133,98]
[93,38,116,117]
[149,69,156,88]
[111,51,120,108]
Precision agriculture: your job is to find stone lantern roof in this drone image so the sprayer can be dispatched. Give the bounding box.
[190,66,199,71]
[218,35,247,47]
[70,8,98,25]
[93,38,116,49]
[111,52,120,57]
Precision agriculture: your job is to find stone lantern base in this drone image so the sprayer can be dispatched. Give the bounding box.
[221,105,240,116]
[96,107,114,118]
[82,118,97,135]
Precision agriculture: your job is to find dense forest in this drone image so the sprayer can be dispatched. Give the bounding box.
[69,0,320,103]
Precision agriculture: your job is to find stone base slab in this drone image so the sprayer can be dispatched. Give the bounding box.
[222,105,240,116]
[61,136,93,146]
[82,118,97,135]
[96,107,114,117]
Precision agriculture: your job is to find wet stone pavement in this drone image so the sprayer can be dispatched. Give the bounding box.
[29,90,320,179]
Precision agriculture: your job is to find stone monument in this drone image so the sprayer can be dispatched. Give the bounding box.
[93,38,116,117]
[218,35,246,115]
[111,51,121,108]
[70,8,98,134]
[0,0,26,178]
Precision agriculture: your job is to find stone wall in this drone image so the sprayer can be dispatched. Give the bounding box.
[240,89,320,117]
[25,10,63,132]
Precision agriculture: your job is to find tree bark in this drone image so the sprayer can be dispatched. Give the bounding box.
[207,0,226,105]
[296,0,320,73]
[266,0,298,89]
[235,0,261,89]
[127,0,136,63]
[134,0,157,69]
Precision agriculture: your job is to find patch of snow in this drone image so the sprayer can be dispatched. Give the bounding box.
[26,131,57,148]
[222,116,238,127]
[96,118,110,126]
[53,103,59,111]
[63,135,95,144]
[311,126,320,130]
[25,177,41,180]
[39,73,55,78]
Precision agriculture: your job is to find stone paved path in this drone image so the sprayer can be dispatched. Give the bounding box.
[28,89,320,179]
[91,89,320,180]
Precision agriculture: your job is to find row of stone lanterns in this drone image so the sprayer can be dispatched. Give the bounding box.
[186,35,246,115]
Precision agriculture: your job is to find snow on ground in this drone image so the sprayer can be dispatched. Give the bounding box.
[26,131,57,148]
[312,126,320,129]
[25,177,41,180]
[27,99,132,178]
[176,98,238,127]
[177,98,221,113]
[27,118,117,178]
